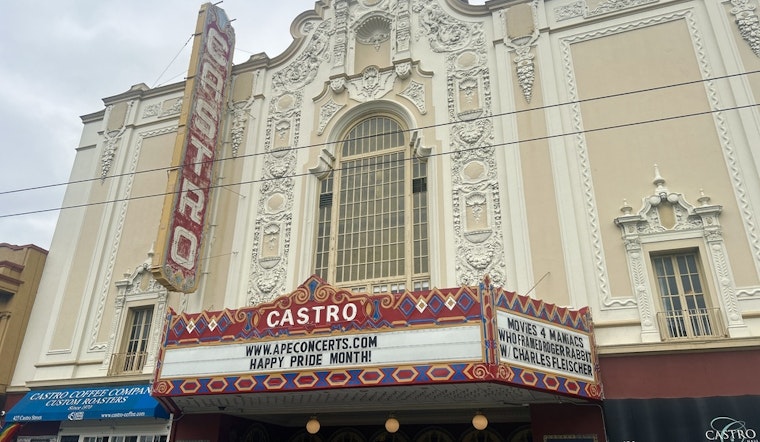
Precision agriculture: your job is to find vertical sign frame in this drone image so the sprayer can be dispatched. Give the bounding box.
[152,3,235,292]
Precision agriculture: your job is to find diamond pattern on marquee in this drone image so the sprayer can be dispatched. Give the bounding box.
[234,376,257,392]
[415,297,428,313]
[426,365,455,381]
[445,295,457,310]
[263,375,286,390]
[519,370,538,387]
[391,367,419,383]
[179,380,201,394]
[358,368,385,385]
[543,375,559,390]
[326,371,351,387]
[564,380,580,395]
[207,378,229,393]
[294,373,319,388]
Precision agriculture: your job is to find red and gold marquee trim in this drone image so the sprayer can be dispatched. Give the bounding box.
[152,276,602,403]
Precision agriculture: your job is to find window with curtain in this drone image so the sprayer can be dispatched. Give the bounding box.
[109,306,153,375]
[651,251,722,339]
[315,115,429,294]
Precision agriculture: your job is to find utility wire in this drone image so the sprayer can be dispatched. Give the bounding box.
[1,100,757,219]
[2,68,758,198]
[151,34,194,88]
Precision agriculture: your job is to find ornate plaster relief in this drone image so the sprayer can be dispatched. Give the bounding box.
[89,125,177,351]
[414,0,507,287]
[101,249,168,373]
[560,9,760,308]
[615,167,747,339]
[730,0,760,57]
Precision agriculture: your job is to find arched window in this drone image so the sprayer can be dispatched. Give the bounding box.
[315,115,429,293]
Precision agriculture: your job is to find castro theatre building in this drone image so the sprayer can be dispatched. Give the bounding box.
[5,0,760,441]
[150,276,604,441]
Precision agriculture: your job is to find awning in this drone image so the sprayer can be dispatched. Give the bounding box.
[5,385,169,422]
[604,396,760,442]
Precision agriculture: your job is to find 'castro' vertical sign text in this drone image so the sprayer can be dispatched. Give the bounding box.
[152,3,235,292]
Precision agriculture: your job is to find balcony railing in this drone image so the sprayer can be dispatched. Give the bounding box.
[108,351,148,376]
[656,308,726,341]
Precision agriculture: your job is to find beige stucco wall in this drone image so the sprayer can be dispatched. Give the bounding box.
[0,244,46,394]
[571,18,759,301]
[516,52,572,306]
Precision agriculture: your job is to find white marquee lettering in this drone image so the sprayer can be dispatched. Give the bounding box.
[297,307,309,325]
[266,311,280,328]
[265,303,359,328]
[343,303,357,320]
[326,305,339,323]
[312,305,325,322]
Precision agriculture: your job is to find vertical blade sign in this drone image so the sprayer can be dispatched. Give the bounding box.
[152,3,235,293]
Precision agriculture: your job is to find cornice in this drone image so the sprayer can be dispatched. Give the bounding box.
[597,337,760,355]
[0,243,48,255]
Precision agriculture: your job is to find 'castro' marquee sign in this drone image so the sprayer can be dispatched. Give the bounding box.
[152,276,602,403]
[152,3,235,293]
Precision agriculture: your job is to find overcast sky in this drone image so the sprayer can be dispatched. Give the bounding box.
[0,1,314,250]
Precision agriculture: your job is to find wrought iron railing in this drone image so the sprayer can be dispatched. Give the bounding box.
[656,308,725,340]
[108,351,148,375]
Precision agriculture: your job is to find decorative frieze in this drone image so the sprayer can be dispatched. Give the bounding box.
[346,65,396,102]
[317,98,345,135]
[587,0,658,17]
[554,1,586,21]
[229,99,253,158]
[501,3,539,103]
[413,1,482,53]
[730,0,760,57]
[247,90,303,304]
[142,98,182,119]
[615,167,748,338]
[90,126,177,352]
[412,1,507,287]
[272,19,333,92]
[398,79,426,114]
[553,0,658,21]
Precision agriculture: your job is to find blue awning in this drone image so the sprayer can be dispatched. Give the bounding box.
[5,385,169,422]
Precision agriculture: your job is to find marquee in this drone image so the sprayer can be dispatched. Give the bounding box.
[152,276,601,407]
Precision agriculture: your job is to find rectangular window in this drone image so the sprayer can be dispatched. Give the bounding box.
[652,251,722,340]
[110,306,153,374]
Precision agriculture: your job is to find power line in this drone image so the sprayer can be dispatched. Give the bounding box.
[151,34,194,88]
[2,68,758,199]
[1,100,757,219]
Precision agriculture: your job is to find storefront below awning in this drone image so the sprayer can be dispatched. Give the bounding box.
[604,396,760,442]
[5,385,169,423]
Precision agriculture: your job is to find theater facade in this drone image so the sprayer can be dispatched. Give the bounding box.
[151,276,603,441]
[5,0,760,441]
